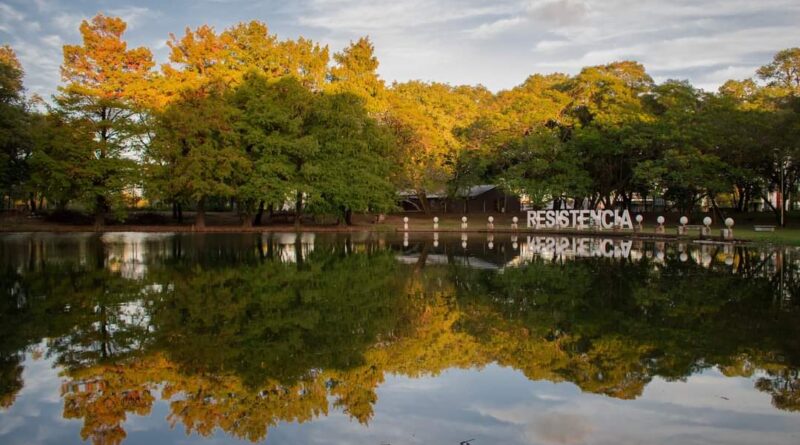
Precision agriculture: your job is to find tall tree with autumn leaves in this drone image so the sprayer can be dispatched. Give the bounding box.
[57,14,154,227]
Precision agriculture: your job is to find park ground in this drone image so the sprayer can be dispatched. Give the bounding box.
[2,211,800,246]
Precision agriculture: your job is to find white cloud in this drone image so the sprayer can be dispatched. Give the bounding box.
[298,0,513,32]
[526,0,588,26]
[534,39,571,51]
[0,4,25,22]
[52,12,86,34]
[471,16,526,39]
[106,6,153,29]
[528,412,593,445]
[40,34,62,49]
[692,65,760,91]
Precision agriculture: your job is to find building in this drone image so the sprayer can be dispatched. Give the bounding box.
[399,185,521,214]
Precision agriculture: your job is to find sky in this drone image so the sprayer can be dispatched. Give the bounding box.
[1,0,799,99]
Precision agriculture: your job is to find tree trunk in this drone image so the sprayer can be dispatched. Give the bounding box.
[761,192,779,220]
[710,195,725,222]
[417,190,431,214]
[94,195,106,229]
[344,208,353,226]
[172,201,178,220]
[735,185,745,212]
[253,200,265,226]
[29,193,36,214]
[195,196,206,229]
[177,202,183,223]
[241,213,253,228]
[743,188,751,213]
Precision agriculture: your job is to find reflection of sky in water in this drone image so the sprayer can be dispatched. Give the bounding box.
[2,353,798,445]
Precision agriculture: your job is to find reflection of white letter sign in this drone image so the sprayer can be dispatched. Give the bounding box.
[527,210,633,230]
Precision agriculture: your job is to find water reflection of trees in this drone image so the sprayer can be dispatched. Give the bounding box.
[0,234,799,444]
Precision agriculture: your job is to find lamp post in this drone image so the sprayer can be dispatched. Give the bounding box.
[723,217,735,241]
[701,216,712,238]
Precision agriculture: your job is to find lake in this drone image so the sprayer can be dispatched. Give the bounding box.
[0,232,798,445]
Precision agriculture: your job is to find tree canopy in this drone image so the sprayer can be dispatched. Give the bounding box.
[1,14,799,224]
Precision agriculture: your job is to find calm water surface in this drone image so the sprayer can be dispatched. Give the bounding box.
[0,232,798,445]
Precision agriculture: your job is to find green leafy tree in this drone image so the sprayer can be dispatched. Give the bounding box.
[498,128,591,208]
[306,92,396,224]
[229,75,315,226]
[0,45,31,209]
[28,111,97,211]
[150,87,248,228]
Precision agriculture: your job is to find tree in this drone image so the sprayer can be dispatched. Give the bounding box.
[229,74,315,226]
[386,81,487,212]
[162,21,329,97]
[150,87,248,228]
[28,111,97,211]
[757,48,800,93]
[306,92,396,224]
[561,62,655,209]
[58,14,154,226]
[498,128,591,209]
[0,45,31,209]
[328,37,387,114]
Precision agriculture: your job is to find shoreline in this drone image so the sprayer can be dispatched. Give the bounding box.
[0,223,751,245]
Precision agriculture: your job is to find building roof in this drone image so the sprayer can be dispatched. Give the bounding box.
[459,184,497,198]
[398,185,499,199]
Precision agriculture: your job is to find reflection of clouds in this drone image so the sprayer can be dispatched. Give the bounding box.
[461,367,800,445]
[0,350,82,444]
[2,333,800,445]
[471,403,594,444]
[529,412,592,445]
